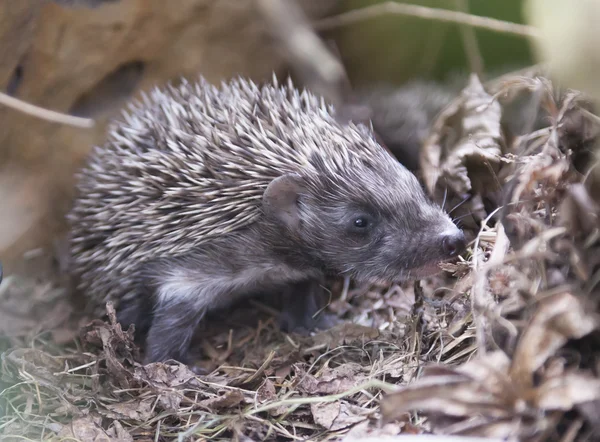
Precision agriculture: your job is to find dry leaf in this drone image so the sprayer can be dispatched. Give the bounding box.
[80,302,139,389]
[341,421,404,440]
[157,391,184,411]
[510,292,599,387]
[311,401,367,431]
[134,361,200,389]
[298,364,364,395]
[421,74,503,197]
[105,420,134,442]
[312,323,380,348]
[256,378,277,404]
[199,389,245,411]
[535,372,600,410]
[56,416,113,442]
[102,398,154,421]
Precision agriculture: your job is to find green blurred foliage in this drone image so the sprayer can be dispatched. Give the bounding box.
[327,0,533,86]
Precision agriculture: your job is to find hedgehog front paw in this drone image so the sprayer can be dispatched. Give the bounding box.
[278,279,339,335]
[279,309,339,335]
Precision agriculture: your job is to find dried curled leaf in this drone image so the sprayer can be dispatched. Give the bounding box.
[421,74,504,198]
[559,183,600,236]
[79,302,139,389]
[311,401,368,431]
[56,416,115,442]
[133,360,201,389]
[381,352,512,422]
[535,372,600,410]
[381,290,600,438]
[510,292,599,387]
[199,389,246,411]
[102,398,154,421]
[312,322,380,348]
[297,363,365,395]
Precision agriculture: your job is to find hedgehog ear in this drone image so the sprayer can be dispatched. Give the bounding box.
[263,173,305,231]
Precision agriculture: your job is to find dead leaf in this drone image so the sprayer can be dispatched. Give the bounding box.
[556,99,600,173]
[311,323,380,349]
[199,389,245,411]
[421,73,504,197]
[105,420,134,442]
[559,183,600,238]
[134,361,200,389]
[80,302,139,389]
[3,347,65,384]
[381,352,514,423]
[157,391,184,411]
[311,401,367,431]
[577,400,600,436]
[256,378,277,404]
[510,292,599,387]
[57,416,113,441]
[256,378,289,416]
[298,364,364,395]
[102,397,154,421]
[341,421,404,440]
[535,372,600,410]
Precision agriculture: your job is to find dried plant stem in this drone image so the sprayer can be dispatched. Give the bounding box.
[471,208,509,354]
[417,22,450,75]
[257,0,347,107]
[0,90,94,128]
[454,0,484,76]
[248,378,397,415]
[314,1,540,40]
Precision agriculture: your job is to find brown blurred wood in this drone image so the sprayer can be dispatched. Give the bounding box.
[0,0,339,275]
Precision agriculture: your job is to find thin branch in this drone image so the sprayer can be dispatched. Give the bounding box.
[417,21,450,75]
[471,209,512,355]
[0,91,94,129]
[313,1,540,40]
[257,0,348,108]
[454,0,484,76]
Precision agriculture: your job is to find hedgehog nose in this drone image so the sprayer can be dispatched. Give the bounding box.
[441,229,466,258]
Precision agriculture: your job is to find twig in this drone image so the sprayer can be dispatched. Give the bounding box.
[241,350,275,384]
[417,21,450,75]
[471,208,510,354]
[454,0,484,76]
[257,0,348,108]
[248,378,398,415]
[579,106,600,126]
[313,1,540,40]
[0,90,94,128]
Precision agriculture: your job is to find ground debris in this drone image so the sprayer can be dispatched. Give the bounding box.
[378,69,600,441]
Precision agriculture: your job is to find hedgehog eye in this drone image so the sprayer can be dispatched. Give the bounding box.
[349,214,374,234]
[354,217,369,228]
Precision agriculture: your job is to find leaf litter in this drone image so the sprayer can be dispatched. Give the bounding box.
[2,66,600,441]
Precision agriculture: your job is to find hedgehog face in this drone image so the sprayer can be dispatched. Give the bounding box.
[263,159,466,283]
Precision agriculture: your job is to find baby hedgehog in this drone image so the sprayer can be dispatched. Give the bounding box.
[68,75,466,365]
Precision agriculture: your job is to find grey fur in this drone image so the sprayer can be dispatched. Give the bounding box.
[68,74,464,364]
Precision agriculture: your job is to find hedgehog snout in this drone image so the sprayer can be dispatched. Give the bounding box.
[419,204,466,261]
[440,228,466,259]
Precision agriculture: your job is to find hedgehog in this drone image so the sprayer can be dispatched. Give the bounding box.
[67,75,466,366]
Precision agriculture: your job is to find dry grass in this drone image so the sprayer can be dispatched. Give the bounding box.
[2,66,600,441]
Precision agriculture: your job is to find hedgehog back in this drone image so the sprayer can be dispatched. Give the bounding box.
[68,76,383,306]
